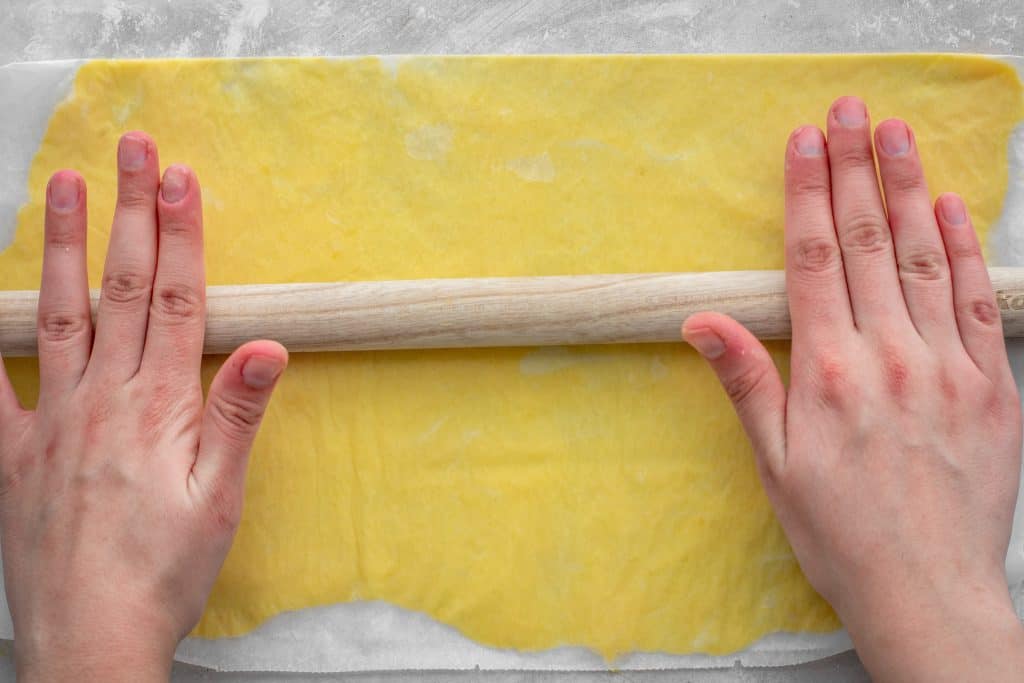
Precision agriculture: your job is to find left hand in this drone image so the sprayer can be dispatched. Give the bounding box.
[0,132,288,682]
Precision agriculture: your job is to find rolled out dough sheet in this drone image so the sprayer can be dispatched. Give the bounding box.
[0,55,1022,668]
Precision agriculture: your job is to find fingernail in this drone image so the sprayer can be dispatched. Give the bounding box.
[793,126,824,157]
[118,134,148,171]
[834,98,866,128]
[877,121,910,156]
[683,328,726,360]
[48,172,80,211]
[161,165,188,203]
[940,195,966,225]
[242,355,284,389]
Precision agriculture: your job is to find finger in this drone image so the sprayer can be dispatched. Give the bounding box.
[826,97,909,331]
[683,313,787,477]
[0,354,23,424]
[875,119,957,345]
[935,194,1008,378]
[38,170,92,397]
[191,341,288,526]
[90,132,160,380]
[0,358,26,454]
[141,165,205,381]
[784,125,854,342]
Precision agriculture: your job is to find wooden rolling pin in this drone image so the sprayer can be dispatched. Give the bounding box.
[3,268,1024,357]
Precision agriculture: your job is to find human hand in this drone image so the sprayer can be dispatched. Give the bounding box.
[0,133,288,682]
[683,96,1024,681]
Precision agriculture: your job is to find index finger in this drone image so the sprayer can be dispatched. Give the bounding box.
[784,125,854,345]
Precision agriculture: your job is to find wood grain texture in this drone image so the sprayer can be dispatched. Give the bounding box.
[3,267,1024,356]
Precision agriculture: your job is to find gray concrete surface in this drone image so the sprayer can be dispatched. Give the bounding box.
[1,0,1022,681]
[1,0,1023,60]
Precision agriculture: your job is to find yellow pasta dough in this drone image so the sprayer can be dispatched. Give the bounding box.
[1,56,1021,658]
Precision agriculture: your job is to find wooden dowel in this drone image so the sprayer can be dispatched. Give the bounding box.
[3,268,1024,357]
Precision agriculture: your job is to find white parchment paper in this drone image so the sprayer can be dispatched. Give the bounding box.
[0,56,1021,673]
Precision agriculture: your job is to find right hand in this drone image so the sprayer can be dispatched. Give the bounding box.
[683,96,1024,681]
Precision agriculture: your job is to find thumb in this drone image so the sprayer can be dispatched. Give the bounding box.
[0,353,22,423]
[0,354,25,446]
[682,312,787,475]
[194,340,288,520]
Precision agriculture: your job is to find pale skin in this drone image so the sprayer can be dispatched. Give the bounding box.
[0,134,288,681]
[0,96,1020,682]
[684,97,1024,680]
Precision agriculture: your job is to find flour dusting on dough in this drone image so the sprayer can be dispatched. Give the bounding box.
[643,143,691,162]
[114,99,138,125]
[519,347,581,375]
[417,417,449,443]
[405,124,454,162]
[506,153,556,182]
[377,55,403,80]
[650,356,669,379]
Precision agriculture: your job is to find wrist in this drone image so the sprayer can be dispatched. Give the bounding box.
[18,645,172,683]
[19,655,171,683]
[841,576,1024,682]
[15,618,177,683]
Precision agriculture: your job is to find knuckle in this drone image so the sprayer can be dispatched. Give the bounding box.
[790,237,842,275]
[947,240,982,261]
[937,367,959,403]
[886,168,926,196]
[137,380,196,435]
[204,481,243,533]
[102,270,152,306]
[116,186,155,212]
[960,298,1001,327]
[151,284,203,324]
[723,364,769,407]
[84,398,116,445]
[840,211,892,255]
[38,310,90,345]
[981,380,1018,426]
[159,217,196,238]
[832,143,875,170]
[809,352,850,408]
[788,171,831,198]
[45,225,83,250]
[897,249,947,282]
[209,392,265,437]
[879,346,911,398]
